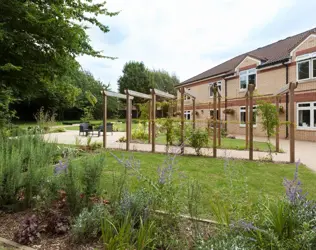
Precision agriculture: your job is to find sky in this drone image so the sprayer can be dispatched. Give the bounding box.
[77,0,316,91]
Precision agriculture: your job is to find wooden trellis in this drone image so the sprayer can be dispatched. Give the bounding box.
[183,88,197,130]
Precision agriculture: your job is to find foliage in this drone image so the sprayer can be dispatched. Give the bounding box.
[132,123,148,141]
[188,129,209,155]
[257,101,279,139]
[0,86,16,129]
[13,215,41,245]
[72,204,109,242]
[46,210,70,235]
[34,106,56,132]
[0,133,59,209]
[118,61,179,103]
[162,118,177,146]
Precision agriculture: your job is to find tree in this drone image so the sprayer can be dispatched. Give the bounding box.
[118,61,179,100]
[149,69,179,95]
[0,0,117,121]
[118,61,152,102]
[257,101,279,159]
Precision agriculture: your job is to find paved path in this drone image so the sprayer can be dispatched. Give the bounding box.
[44,131,316,171]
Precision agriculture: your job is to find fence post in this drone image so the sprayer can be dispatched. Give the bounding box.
[102,91,107,148]
[218,93,221,147]
[248,84,255,160]
[126,91,131,151]
[213,84,217,158]
[180,87,185,154]
[192,98,196,130]
[289,82,297,163]
[151,89,156,153]
[275,96,280,152]
[245,94,249,149]
[148,100,151,144]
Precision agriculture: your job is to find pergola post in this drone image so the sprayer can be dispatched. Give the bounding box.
[275,96,280,152]
[126,92,131,151]
[248,84,255,160]
[148,100,152,144]
[192,98,196,130]
[151,89,156,153]
[218,93,221,147]
[289,82,296,163]
[180,87,185,154]
[245,94,249,149]
[102,91,107,148]
[213,83,217,158]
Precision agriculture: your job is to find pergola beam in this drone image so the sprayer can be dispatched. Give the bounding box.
[152,89,176,99]
[183,88,196,99]
[102,90,134,100]
[125,89,152,99]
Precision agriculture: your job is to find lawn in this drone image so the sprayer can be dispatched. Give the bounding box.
[97,150,316,218]
[149,134,276,152]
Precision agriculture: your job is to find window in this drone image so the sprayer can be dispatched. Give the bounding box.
[239,68,256,90]
[296,57,316,81]
[184,111,191,120]
[297,102,316,129]
[209,81,222,97]
[184,95,191,100]
[240,106,257,127]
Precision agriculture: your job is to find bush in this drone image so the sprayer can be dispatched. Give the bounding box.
[0,133,59,209]
[72,204,109,242]
[132,123,148,141]
[188,129,208,155]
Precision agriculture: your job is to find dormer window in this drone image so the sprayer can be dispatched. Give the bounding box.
[239,68,256,91]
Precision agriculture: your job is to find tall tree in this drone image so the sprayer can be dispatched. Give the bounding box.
[149,69,179,95]
[118,61,152,101]
[0,0,117,122]
[118,61,178,99]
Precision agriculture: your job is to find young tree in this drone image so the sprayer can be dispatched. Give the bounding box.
[257,101,279,159]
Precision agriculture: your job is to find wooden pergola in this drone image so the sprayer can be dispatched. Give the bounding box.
[244,83,255,160]
[274,81,298,163]
[124,89,152,151]
[101,90,134,150]
[209,82,222,158]
[151,89,176,153]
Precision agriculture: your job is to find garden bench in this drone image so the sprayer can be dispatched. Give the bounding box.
[79,123,93,136]
[98,123,113,137]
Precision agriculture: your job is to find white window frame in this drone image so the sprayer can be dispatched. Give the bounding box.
[239,68,257,91]
[209,109,219,119]
[184,110,191,120]
[239,106,257,127]
[209,81,222,98]
[184,95,191,101]
[296,55,316,82]
[296,102,316,130]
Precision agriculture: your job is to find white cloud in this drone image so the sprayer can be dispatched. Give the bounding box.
[77,0,295,90]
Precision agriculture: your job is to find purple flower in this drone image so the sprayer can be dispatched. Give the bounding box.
[54,160,68,175]
[283,159,306,204]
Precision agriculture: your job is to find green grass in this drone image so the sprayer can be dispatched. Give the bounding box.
[96,150,316,218]
[147,134,276,152]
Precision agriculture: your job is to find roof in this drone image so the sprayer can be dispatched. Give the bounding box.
[178,27,316,86]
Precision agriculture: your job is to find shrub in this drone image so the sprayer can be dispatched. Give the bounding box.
[50,128,66,133]
[14,215,41,245]
[132,123,148,141]
[34,106,56,131]
[188,129,208,155]
[72,204,109,242]
[0,134,59,209]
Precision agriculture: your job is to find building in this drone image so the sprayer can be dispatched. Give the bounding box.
[176,27,316,142]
